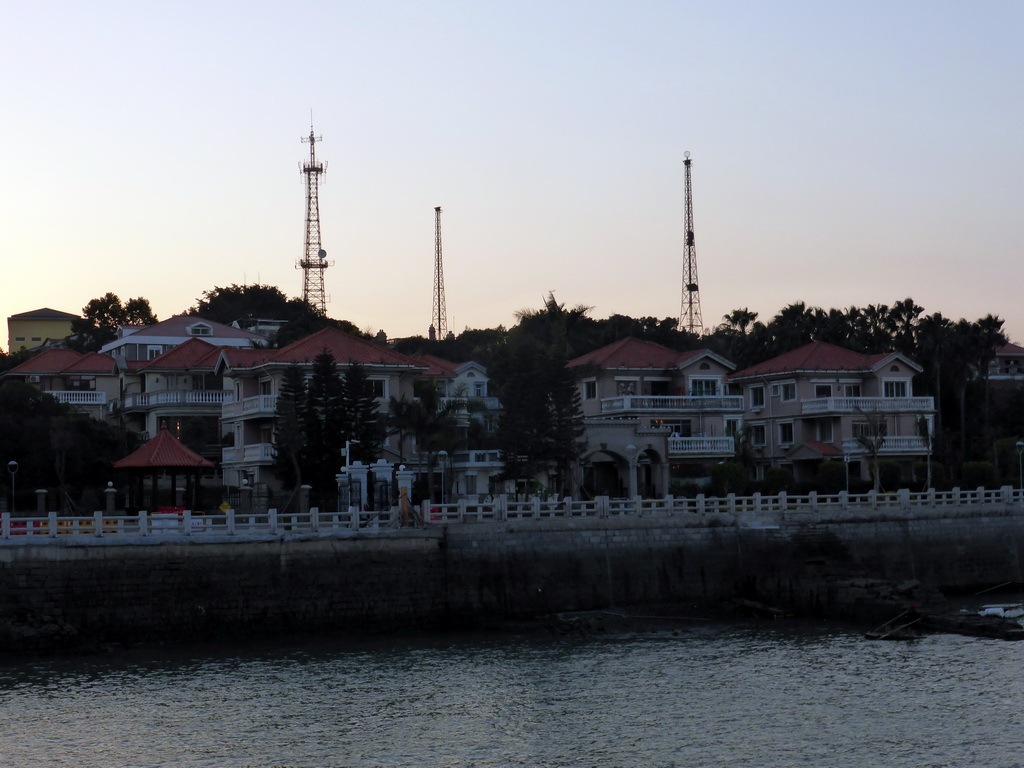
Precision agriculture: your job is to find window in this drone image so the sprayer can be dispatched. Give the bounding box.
[690,379,719,396]
[584,380,597,400]
[189,323,212,336]
[779,422,794,445]
[147,346,162,360]
[369,379,387,399]
[259,379,273,395]
[815,384,832,398]
[750,424,767,446]
[844,384,862,398]
[725,418,741,437]
[884,380,908,398]
[750,386,765,408]
[817,419,834,442]
[473,382,486,397]
[616,380,637,396]
[854,420,887,438]
[779,382,796,401]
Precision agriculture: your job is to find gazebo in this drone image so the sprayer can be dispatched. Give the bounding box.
[113,425,216,512]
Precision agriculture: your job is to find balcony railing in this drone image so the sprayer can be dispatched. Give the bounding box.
[667,436,735,456]
[123,391,228,409]
[46,391,107,406]
[601,395,744,414]
[802,396,934,414]
[222,442,276,464]
[841,436,930,455]
[222,394,278,419]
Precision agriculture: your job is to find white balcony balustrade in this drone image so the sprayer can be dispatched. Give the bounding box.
[802,396,933,414]
[667,435,735,456]
[601,395,744,414]
[46,391,107,405]
[841,436,930,455]
[123,391,228,409]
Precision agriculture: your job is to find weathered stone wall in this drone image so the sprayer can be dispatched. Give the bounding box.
[2,511,1022,651]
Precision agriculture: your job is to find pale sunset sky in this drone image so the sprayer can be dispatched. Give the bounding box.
[2,1,1022,346]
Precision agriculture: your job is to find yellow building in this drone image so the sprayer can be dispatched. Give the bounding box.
[7,308,79,353]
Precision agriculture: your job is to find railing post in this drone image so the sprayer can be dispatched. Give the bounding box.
[458,499,467,522]
[598,495,609,518]
[839,490,848,512]
[496,495,507,522]
[94,510,103,538]
[564,496,573,517]
[809,490,818,513]
[139,510,149,536]
[532,497,541,519]
[310,505,320,532]
[269,508,279,534]
[868,489,878,509]
[898,488,910,511]
[183,509,192,536]
[753,491,762,516]
[697,493,705,517]
[778,490,787,512]
[226,507,235,535]
[48,511,57,538]
[2,512,9,539]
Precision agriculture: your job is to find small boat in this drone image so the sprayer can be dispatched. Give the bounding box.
[978,603,1024,620]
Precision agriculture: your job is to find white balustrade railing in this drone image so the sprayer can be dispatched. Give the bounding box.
[601,395,744,414]
[2,486,1022,543]
[802,396,934,414]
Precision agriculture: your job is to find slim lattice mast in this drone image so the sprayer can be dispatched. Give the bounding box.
[430,206,448,340]
[297,123,331,313]
[679,151,703,335]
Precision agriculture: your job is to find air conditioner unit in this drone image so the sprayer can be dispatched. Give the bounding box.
[27,375,40,383]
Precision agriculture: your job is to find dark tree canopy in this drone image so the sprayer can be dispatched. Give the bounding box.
[68,293,158,352]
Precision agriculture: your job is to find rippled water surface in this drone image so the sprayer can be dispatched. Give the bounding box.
[2,622,1023,767]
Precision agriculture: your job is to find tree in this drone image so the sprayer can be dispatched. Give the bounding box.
[273,365,308,500]
[341,361,383,464]
[387,381,466,502]
[302,351,346,493]
[69,293,158,352]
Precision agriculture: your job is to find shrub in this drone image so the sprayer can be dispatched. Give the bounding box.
[816,461,847,494]
[876,461,902,491]
[961,461,997,489]
[709,462,747,496]
[763,466,793,494]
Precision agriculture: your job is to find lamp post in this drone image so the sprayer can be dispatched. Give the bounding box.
[1016,441,1024,492]
[437,450,448,504]
[344,439,360,472]
[7,461,18,514]
[843,453,850,494]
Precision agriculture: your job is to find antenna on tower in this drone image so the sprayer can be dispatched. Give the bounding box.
[430,206,449,341]
[679,151,704,335]
[296,121,332,314]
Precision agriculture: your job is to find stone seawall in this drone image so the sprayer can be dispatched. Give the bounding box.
[1,510,1023,650]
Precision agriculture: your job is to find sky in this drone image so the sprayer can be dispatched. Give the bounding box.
[2,1,1022,347]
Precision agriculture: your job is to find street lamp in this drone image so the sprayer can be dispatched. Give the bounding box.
[1015,441,1024,493]
[344,439,360,472]
[843,453,850,494]
[437,450,448,504]
[7,461,18,514]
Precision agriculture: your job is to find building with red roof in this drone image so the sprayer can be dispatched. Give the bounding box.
[728,341,934,486]
[3,348,118,419]
[217,326,428,489]
[567,337,739,497]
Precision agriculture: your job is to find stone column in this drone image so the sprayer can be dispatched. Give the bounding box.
[348,461,369,511]
[370,459,394,511]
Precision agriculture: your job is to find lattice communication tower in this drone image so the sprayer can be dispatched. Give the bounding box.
[429,206,448,341]
[297,124,332,314]
[679,151,704,335]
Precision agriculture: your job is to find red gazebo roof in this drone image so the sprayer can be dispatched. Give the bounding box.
[113,426,216,469]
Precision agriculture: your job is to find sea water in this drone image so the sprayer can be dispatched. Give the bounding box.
[1,621,1022,768]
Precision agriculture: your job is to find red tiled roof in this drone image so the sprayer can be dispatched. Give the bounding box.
[998,342,1024,355]
[567,337,703,369]
[118,314,266,341]
[730,342,894,379]
[266,327,423,368]
[139,338,221,370]
[112,426,215,469]
[7,348,115,375]
[412,353,460,378]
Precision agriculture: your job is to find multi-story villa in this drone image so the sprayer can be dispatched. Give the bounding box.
[6,307,79,353]
[3,348,118,420]
[218,326,427,489]
[728,341,934,485]
[568,337,740,497]
[100,315,266,362]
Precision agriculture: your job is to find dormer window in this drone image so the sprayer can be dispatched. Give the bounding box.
[189,323,212,336]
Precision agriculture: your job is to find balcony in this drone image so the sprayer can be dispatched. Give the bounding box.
[841,436,930,455]
[46,391,107,406]
[601,395,744,415]
[123,391,228,410]
[802,396,933,415]
[222,442,276,464]
[667,435,735,457]
[222,394,278,419]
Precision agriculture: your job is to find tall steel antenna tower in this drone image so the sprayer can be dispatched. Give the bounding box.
[296,123,331,313]
[679,151,704,335]
[429,205,448,341]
